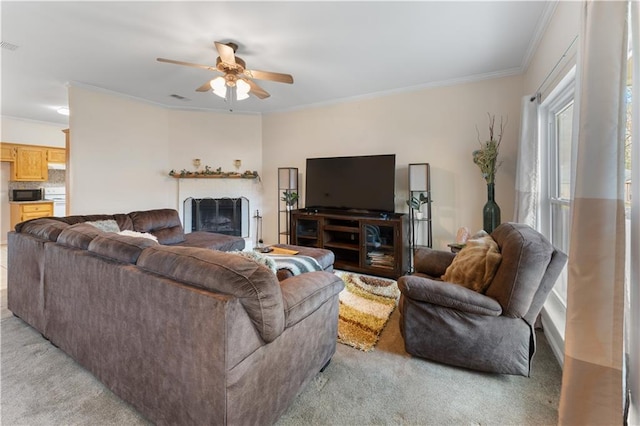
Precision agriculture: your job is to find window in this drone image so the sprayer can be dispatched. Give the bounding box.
[540,67,576,305]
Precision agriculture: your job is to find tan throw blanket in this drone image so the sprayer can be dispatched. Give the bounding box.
[441,235,502,293]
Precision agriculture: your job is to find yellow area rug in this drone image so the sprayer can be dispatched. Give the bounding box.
[336,271,400,352]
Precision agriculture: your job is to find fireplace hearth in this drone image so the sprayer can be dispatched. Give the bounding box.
[184,197,249,237]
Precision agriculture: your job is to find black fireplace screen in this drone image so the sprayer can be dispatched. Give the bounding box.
[185,197,249,237]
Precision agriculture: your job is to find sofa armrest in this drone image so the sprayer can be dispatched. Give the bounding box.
[398,275,502,316]
[280,271,345,328]
[413,247,456,277]
[14,218,69,241]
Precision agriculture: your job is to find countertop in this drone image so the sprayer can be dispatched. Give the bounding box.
[9,200,54,204]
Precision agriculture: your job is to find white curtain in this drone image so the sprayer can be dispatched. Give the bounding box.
[628,2,639,424]
[558,1,629,424]
[513,95,539,227]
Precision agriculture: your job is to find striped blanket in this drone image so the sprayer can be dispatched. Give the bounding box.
[268,254,323,276]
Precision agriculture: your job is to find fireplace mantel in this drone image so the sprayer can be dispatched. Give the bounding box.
[169,170,259,180]
[175,173,263,247]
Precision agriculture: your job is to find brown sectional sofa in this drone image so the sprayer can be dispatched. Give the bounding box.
[8,209,345,425]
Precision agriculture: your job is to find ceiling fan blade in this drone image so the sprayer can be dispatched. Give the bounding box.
[157,57,217,72]
[215,42,236,65]
[195,80,213,92]
[245,69,294,84]
[244,78,270,99]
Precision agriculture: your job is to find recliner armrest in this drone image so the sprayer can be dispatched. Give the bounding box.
[398,275,502,316]
[413,247,456,277]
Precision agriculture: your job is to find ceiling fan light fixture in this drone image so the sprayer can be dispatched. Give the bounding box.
[210,77,227,98]
[236,79,250,100]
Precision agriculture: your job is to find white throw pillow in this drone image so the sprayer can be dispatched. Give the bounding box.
[86,219,120,233]
[117,230,158,242]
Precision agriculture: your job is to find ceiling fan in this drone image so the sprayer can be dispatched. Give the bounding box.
[157,41,294,101]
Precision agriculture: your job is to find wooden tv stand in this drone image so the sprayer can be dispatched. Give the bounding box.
[289,209,409,279]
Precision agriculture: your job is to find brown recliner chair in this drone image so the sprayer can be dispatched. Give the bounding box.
[398,222,567,376]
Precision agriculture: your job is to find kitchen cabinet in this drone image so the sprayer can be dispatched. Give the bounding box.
[47,148,66,163]
[10,201,54,230]
[12,146,48,181]
[1,143,17,162]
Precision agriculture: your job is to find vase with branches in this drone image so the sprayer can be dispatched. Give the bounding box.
[473,114,506,232]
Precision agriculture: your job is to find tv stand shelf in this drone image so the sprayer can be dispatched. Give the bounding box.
[290,209,409,279]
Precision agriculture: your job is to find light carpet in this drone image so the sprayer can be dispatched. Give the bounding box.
[336,271,400,351]
[1,311,563,425]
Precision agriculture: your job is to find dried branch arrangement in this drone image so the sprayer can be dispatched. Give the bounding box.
[473,114,507,184]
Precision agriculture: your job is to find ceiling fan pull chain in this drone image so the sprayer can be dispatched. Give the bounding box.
[227,85,235,112]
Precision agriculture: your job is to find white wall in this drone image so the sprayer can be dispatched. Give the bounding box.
[523,1,580,99]
[0,162,11,244]
[1,116,66,147]
[68,87,263,230]
[69,87,172,213]
[167,110,263,244]
[262,75,523,248]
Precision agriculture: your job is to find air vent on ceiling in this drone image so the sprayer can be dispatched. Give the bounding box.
[1,41,20,51]
[170,94,190,101]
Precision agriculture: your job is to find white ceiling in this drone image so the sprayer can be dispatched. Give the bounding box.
[1,1,553,125]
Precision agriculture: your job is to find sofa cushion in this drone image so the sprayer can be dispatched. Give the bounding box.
[88,233,159,264]
[177,231,245,251]
[272,244,335,271]
[57,223,104,249]
[15,218,69,241]
[412,247,456,278]
[51,214,134,231]
[129,209,185,244]
[136,245,285,342]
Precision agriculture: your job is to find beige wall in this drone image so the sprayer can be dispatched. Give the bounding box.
[68,86,263,220]
[1,116,66,147]
[66,74,523,250]
[523,0,581,366]
[69,86,172,214]
[523,1,580,99]
[262,74,523,249]
[167,110,262,177]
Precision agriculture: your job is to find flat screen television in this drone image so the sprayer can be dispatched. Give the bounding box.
[305,154,396,213]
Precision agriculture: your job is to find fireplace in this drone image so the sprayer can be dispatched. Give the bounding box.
[183,197,250,237]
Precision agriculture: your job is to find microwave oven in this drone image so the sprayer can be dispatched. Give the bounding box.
[12,188,43,202]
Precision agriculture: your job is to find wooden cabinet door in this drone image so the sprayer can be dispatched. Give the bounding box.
[47,148,66,163]
[1,143,16,162]
[10,202,54,229]
[14,146,47,181]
